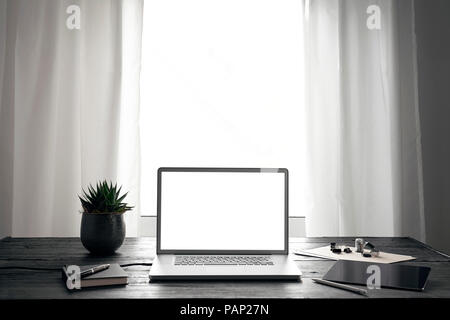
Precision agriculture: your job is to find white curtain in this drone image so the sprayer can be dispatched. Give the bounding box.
[304,0,425,240]
[0,0,427,241]
[0,0,143,237]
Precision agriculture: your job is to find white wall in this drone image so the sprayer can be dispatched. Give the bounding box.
[0,0,14,239]
[415,0,450,254]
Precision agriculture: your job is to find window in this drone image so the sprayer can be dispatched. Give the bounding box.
[140,0,307,217]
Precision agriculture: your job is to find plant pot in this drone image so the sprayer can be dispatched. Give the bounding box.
[80,212,126,255]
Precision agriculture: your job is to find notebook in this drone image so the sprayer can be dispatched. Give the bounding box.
[62,263,128,288]
[294,246,415,264]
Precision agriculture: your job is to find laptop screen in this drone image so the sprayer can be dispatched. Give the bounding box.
[157,168,287,253]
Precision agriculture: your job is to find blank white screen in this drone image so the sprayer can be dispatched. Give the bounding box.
[160,171,286,251]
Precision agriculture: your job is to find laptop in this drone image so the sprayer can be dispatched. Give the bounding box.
[149,167,302,281]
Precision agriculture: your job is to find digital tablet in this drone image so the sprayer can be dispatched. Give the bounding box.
[323,260,431,291]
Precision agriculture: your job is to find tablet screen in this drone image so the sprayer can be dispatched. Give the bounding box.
[323,260,431,291]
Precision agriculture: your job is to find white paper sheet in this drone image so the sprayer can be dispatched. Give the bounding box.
[294,246,415,264]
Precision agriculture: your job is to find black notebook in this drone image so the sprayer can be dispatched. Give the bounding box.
[62,263,128,288]
[323,260,431,291]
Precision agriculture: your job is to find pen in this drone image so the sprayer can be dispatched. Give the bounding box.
[312,278,368,296]
[80,264,110,279]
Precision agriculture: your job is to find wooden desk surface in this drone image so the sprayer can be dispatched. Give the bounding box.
[0,237,449,299]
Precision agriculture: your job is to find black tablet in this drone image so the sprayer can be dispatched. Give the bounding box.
[323,260,431,291]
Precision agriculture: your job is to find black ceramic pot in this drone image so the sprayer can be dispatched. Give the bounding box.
[80,212,126,255]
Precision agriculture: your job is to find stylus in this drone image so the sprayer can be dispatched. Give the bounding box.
[312,278,368,296]
[80,264,110,279]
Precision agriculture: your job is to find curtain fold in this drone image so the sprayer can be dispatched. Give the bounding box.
[0,0,143,236]
[304,0,425,240]
[1,0,426,240]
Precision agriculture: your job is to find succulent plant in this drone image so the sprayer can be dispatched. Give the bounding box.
[79,180,133,214]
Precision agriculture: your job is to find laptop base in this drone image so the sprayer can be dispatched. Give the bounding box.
[149,254,302,281]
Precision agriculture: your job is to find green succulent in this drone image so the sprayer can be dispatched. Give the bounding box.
[79,180,133,214]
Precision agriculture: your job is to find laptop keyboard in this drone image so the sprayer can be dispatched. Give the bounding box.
[174,255,274,266]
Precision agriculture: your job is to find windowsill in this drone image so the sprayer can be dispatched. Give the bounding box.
[140,214,306,218]
[138,215,306,237]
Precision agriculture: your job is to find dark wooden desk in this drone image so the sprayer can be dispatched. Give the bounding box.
[0,237,449,299]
